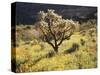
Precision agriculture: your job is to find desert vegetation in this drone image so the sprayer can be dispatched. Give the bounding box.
[11,9,97,73]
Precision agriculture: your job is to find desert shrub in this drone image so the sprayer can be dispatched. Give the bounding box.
[75,49,97,69]
[86,28,97,44]
[32,44,42,52]
[80,19,96,31]
[16,31,23,47]
[88,28,96,37]
[15,46,31,67]
[21,30,34,41]
[80,38,85,46]
[64,43,79,54]
[24,25,31,30]
[45,50,55,58]
[79,30,86,36]
[39,42,45,49]
[16,25,39,46]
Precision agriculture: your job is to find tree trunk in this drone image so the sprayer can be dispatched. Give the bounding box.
[54,46,58,53]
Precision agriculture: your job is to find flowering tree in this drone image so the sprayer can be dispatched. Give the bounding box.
[35,9,79,53]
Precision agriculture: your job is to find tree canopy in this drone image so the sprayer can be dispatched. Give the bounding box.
[35,9,80,53]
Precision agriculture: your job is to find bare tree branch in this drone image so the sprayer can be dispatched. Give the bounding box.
[47,19,58,47]
[57,31,65,46]
[39,26,55,49]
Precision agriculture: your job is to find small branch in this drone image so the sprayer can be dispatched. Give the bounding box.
[57,31,65,46]
[39,26,55,49]
[47,19,57,48]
